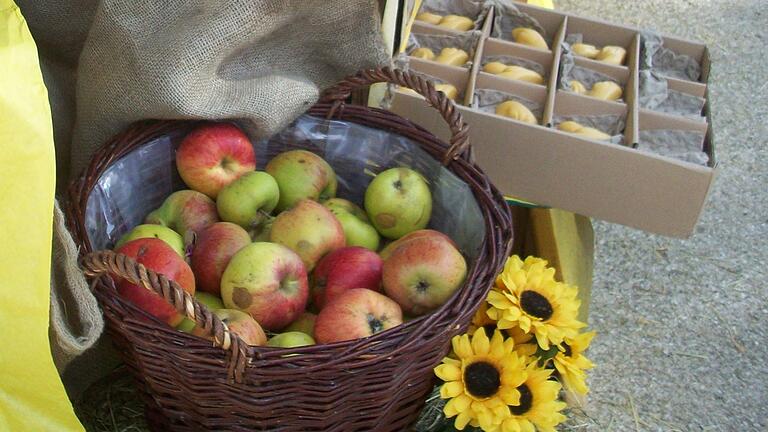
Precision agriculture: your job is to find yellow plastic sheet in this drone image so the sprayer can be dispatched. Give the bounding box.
[0,1,84,430]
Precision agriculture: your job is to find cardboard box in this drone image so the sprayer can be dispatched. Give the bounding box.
[393,3,717,237]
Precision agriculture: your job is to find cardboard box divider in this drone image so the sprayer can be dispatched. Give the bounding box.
[392,1,717,237]
[396,58,471,105]
[480,37,556,85]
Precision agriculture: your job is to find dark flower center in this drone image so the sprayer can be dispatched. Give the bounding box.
[509,384,533,415]
[464,361,501,398]
[562,343,573,357]
[520,290,553,320]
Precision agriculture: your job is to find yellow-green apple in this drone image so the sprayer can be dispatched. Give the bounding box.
[176,122,256,198]
[324,198,380,251]
[116,224,185,257]
[364,167,432,239]
[176,292,226,333]
[379,229,456,260]
[312,246,383,309]
[314,288,403,344]
[220,242,309,331]
[192,308,267,346]
[145,190,219,244]
[190,222,251,295]
[115,238,195,326]
[267,331,315,348]
[216,171,280,231]
[284,312,316,335]
[269,199,345,270]
[265,150,337,211]
[382,236,467,315]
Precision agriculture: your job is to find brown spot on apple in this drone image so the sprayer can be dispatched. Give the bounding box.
[375,213,397,229]
[296,240,313,251]
[137,245,149,257]
[232,287,253,309]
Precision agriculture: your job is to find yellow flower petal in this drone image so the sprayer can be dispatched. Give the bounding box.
[471,329,490,355]
[440,380,465,398]
[444,394,471,417]
[435,363,462,382]
[455,411,472,430]
[453,334,473,358]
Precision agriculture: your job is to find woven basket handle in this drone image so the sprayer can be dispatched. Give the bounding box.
[81,251,249,383]
[319,67,471,165]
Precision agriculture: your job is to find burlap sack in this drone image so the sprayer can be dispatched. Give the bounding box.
[17,0,389,401]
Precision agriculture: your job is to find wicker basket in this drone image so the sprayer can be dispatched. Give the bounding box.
[67,67,513,431]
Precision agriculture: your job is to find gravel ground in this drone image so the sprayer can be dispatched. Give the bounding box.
[554,0,768,430]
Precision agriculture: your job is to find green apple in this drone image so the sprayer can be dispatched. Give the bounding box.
[364,168,432,239]
[324,198,380,251]
[145,190,219,239]
[284,312,316,335]
[216,171,280,230]
[265,150,337,211]
[176,292,225,333]
[267,331,315,348]
[115,224,185,257]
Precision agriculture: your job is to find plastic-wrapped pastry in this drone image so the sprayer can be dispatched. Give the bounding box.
[416,12,443,25]
[497,65,545,85]
[434,83,459,100]
[512,28,549,50]
[572,43,600,59]
[570,80,587,94]
[557,121,611,140]
[495,100,537,124]
[411,47,436,60]
[595,46,626,65]
[483,61,509,74]
[588,81,623,101]
[435,47,469,66]
[438,15,474,31]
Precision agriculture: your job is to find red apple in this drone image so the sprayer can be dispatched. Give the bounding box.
[192,308,267,346]
[145,190,219,241]
[115,238,195,326]
[379,229,456,260]
[269,199,346,271]
[220,242,309,331]
[190,222,251,295]
[314,288,403,344]
[176,122,256,198]
[382,236,467,316]
[312,247,383,309]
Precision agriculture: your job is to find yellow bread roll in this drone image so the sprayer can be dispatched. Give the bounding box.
[438,15,474,31]
[588,81,623,101]
[570,80,587,94]
[557,121,611,140]
[411,47,435,60]
[495,100,537,124]
[434,83,458,100]
[572,43,600,59]
[512,28,549,50]
[596,46,626,65]
[483,61,509,74]
[416,12,443,25]
[497,65,545,85]
[435,47,469,66]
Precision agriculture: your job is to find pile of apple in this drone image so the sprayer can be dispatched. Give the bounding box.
[113,122,467,349]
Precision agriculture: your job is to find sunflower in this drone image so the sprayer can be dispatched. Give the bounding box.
[468,301,498,337]
[488,360,567,432]
[506,326,538,358]
[553,331,596,395]
[434,330,528,430]
[487,256,585,350]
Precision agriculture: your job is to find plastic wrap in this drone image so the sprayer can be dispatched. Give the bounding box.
[474,88,543,123]
[418,0,488,31]
[638,70,706,120]
[482,54,547,77]
[640,31,701,81]
[487,0,547,42]
[85,115,486,261]
[406,31,482,68]
[637,129,708,165]
[553,114,626,145]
